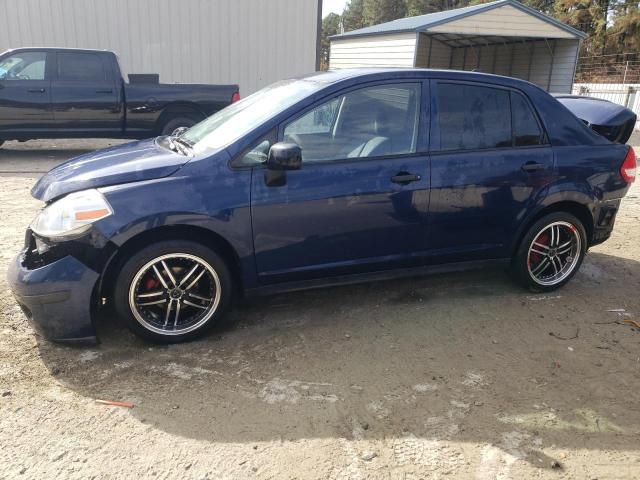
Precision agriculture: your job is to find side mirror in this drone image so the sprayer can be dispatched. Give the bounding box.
[171,126,189,137]
[267,142,302,171]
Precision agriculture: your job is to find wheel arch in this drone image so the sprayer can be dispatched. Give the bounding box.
[98,225,243,301]
[512,200,595,256]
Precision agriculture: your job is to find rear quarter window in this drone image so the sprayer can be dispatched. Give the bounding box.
[511,92,544,146]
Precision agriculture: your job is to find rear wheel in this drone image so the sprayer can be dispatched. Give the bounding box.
[160,115,200,136]
[512,212,587,292]
[114,240,232,343]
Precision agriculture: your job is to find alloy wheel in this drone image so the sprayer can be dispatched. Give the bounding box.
[128,253,221,335]
[527,221,582,286]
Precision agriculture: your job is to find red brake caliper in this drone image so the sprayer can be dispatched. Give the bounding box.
[529,232,550,268]
[145,277,159,291]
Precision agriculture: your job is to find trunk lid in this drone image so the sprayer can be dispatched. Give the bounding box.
[555,95,637,144]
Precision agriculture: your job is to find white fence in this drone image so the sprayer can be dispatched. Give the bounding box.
[572,83,640,130]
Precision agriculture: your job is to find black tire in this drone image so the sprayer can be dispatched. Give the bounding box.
[113,240,233,343]
[159,115,200,136]
[512,212,587,292]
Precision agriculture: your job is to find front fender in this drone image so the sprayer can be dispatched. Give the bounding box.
[95,162,256,286]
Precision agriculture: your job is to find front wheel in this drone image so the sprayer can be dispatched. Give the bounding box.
[114,240,232,343]
[512,212,587,292]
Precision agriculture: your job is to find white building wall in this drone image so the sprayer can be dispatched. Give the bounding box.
[329,33,417,69]
[0,0,320,95]
[427,4,575,39]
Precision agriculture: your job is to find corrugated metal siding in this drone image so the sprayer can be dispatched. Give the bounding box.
[329,33,417,69]
[0,0,319,95]
[427,4,575,39]
[414,34,451,69]
[435,38,578,93]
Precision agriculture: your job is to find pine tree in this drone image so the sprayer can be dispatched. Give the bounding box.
[342,0,367,31]
[363,0,407,26]
[320,13,342,70]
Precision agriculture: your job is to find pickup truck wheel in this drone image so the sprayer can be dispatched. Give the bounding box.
[160,116,200,136]
[512,212,587,292]
[113,240,232,343]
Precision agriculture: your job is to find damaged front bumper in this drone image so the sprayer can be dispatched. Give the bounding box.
[7,230,104,344]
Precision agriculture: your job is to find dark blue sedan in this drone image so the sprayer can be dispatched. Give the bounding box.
[8,69,637,343]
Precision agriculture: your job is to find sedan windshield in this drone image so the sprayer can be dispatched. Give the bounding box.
[183,79,323,154]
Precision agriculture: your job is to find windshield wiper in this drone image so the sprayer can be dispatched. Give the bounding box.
[173,136,194,151]
[165,135,192,156]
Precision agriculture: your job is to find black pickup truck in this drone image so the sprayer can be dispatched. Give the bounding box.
[0,48,239,147]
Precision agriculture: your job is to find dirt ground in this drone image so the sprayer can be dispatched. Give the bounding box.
[1,138,640,479]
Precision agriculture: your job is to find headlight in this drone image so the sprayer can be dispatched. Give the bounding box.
[31,189,113,239]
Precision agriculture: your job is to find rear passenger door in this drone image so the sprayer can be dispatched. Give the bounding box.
[427,81,553,260]
[51,51,122,134]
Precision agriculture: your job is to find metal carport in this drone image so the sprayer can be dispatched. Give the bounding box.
[329,0,586,93]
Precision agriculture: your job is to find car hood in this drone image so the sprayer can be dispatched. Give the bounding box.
[32,138,190,202]
[555,95,637,144]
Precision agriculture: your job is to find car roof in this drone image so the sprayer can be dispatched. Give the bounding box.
[3,47,113,55]
[299,67,542,92]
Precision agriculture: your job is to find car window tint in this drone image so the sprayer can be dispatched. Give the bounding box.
[438,83,511,151]
[0,52,46,81]
[58,53,105,82]
[511,92,543,146]
[284,83,421,163]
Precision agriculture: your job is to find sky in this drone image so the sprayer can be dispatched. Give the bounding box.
[322,0,349,17]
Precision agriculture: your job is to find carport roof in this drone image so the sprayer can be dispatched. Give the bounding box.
[330,0,587,40]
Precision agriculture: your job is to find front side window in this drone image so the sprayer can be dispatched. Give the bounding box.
[511,92,544,146]
[284,83,421,163]
[57,53,105,82]
[437,83,511,151]
[183,79,323,154]
[0,52,46,81]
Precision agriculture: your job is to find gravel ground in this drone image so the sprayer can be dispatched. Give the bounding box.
[1,139,640,479]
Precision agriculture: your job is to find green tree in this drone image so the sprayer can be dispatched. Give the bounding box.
[554,0,612,55]
[609,0,640,54]
[342,0,367,31]
[320,12,342,70]
[363,0,407,25]
[406,0,470,16]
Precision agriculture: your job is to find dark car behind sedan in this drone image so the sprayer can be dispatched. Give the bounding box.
[0,47,239,147]
[7,68,636,344]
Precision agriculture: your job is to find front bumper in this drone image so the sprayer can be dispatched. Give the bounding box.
[7,253,99,344]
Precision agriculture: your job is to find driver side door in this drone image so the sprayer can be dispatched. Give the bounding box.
[250,81,431,284]
[0,50,54,134]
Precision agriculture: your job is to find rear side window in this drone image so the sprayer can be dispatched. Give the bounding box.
[511,92,544,146]
[57,53,105,82]
[437,83,511,151]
